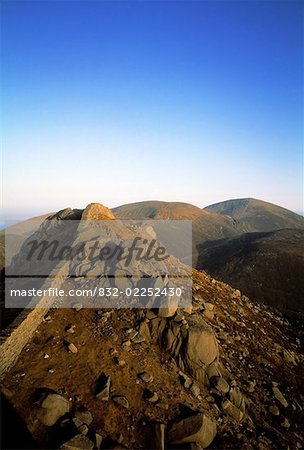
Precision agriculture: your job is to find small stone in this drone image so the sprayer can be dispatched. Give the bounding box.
[138,372,153,383]
[248,380,256,393]
[66,325,76,334]
[179,372,192,389]
[114,357,126,367]
[272,387,288,408]
[44,353,50,359]
[67,343,78,354]
[110,331,118,342]
[73,303,83,312]
[229,387,245,412]
[190,382,201,398]
[112,395,129,409]
[122,340,131,349]
[281,418,290,429]
[222,399,244,422]
[131,334,146,344]
[269,405,280,416]
[79,424,89,435]
[211,377,230,395]
[143,388,158,403]
[72,417,83,429]
[203,303,215,320]
[98,316,108,325]
[74,407,93,425]
[95,373,111,401]
[48,368,55,374]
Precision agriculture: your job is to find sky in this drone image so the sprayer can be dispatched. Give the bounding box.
[1,0,303,220]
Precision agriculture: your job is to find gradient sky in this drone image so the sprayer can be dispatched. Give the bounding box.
[2,0,303,219]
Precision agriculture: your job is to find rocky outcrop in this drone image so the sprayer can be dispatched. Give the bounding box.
[147,312,218,385]
[82,203,115,220]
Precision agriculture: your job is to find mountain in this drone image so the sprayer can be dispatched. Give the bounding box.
[204,198,304,232]
[0,213,54,271]
[113,201,241,265]
[0,204,303,449]
[197,229,304,319]
[114,199,304,316]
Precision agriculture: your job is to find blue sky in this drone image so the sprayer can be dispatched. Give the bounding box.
[2,0,303,219]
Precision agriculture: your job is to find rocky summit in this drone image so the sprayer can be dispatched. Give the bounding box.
[0,203,303,449]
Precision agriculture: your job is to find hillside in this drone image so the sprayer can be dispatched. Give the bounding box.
[204,198,304,233]
[197,229,304,319]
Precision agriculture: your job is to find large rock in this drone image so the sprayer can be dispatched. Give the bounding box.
[169,414,217,448]
[36,392,70,426]
[180,325,219,383]
[82,203,115,221]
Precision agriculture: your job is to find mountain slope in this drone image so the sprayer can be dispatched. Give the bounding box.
[204,198,304,232]
[1,268,303,449]
[197,229,304,318]
[1,203,303,449]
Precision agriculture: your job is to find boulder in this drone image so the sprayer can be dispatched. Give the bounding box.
[181,325,218,383]
[36,392,70,426]
[169,414,217,448]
